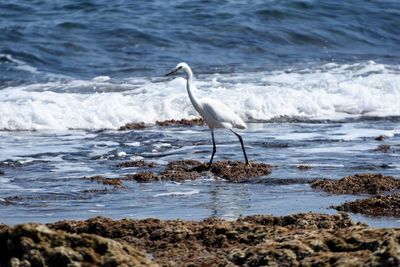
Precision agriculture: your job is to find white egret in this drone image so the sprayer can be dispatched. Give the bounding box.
[165,62,250,166]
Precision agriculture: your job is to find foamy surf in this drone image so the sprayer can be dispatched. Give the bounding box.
[1,61,399,130]
[154,189,200,197]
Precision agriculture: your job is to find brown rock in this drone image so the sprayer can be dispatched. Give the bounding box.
[207,161,272,182]
[81,188,110,194]
[164,160,203,172]
[124,172,160,182]
[161,170,201,182]
[162,160,272,182]
[47,213,400,266]
[374,135,386,141]
[333,193,400,217]
[116,160,157,168]
[156,118,205,126]
[81,175,122,187]
[311,173,400,195]
[0,223,157,267]
[297,165,312,170]
[118,122,146,131]
[374,144,392,153]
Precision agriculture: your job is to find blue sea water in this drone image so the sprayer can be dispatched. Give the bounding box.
[0,0,399,226]
[1,0,400,81]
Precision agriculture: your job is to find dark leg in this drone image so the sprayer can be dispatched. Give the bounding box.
[209,129,216,166]
[231,129,250,166]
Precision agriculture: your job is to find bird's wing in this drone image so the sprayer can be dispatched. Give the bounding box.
[201,98,246,129]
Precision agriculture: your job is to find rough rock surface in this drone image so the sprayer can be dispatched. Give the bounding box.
[297,165,312,170]
[124,172,160,183]
[374,144,393,153]
[0,223,157,267]
[81,175,122,188]
[334,193,400,217]
[121,160,273,183]
[118,122,146,130]
[311,173,400,194]
[374,135,386,141]
[48,213,400,267]
[164,160,272,182]
[156,118,205,126]
[116,160,157,168]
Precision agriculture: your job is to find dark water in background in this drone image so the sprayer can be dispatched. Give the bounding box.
[1,1,400,226]
[1,0,400,81]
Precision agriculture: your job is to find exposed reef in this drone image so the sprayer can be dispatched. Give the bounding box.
[311,173,400,195]
[44,213,400,266]
[118,122,146,131]
[0,223,157,267]
[156,118,205,126]
[333,193,400,217]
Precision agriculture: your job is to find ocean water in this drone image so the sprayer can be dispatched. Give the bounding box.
[0,0,399,226]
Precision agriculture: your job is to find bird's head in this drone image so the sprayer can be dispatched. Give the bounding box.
[165,62,190,76]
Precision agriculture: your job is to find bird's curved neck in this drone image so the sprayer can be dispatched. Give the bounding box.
[184,68,201,112]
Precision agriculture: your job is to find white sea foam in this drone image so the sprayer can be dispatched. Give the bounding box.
[0,53,39,74]
[154,189,200,197]
[1,61,399,130]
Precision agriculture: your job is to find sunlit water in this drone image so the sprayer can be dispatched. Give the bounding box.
[1,121,399,227]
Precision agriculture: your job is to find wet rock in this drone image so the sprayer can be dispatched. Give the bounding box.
[165,160,203,172]
[374,144,392,153]
[159,160,203,181]
[0,223,157,267]
[0,169,3,175]
[311,173,400,195]
[207,161,272,182]
[118,122,146,131]
[161,170,201,182]
[162,160,272,182]
[374,135,386,141]
[116,160,157,168]
[351,164,393,170]
[333,193,400,217]
[81,188,111,194]
[82,175,122,187]
[253,178,311,185]
[297,165,312,170]
[47,213,400,266]
[156,118,205,126]
[124,172,160,182]
[1,193,95,205]
[0,160,24,168]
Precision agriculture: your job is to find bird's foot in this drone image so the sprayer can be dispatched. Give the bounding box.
[245,162,252,168]
[206,162,213,170]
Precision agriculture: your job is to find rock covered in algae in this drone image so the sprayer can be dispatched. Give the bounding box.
[47,213,400,266]
[81,175,123,187]
[311,173,400,195]
[116,160,157,168]
[333,193,400,217]
[155,118,205,126]
[118,122,146,131]
[0,223,157,267]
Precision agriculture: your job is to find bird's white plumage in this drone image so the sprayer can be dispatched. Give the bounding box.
[165,62,250,165]
[199,98,247,129]
[171,62,246,130]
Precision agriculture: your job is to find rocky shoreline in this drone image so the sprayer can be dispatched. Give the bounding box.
[2,133,400,266]
[1,213,400,266]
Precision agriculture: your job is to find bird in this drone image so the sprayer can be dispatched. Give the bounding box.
[165,62,251,167]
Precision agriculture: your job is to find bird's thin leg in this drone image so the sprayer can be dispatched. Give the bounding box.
[230,129,251,166]
[208,129,216,167]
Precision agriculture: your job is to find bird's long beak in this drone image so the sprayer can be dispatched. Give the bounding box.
[164,66,182,76]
